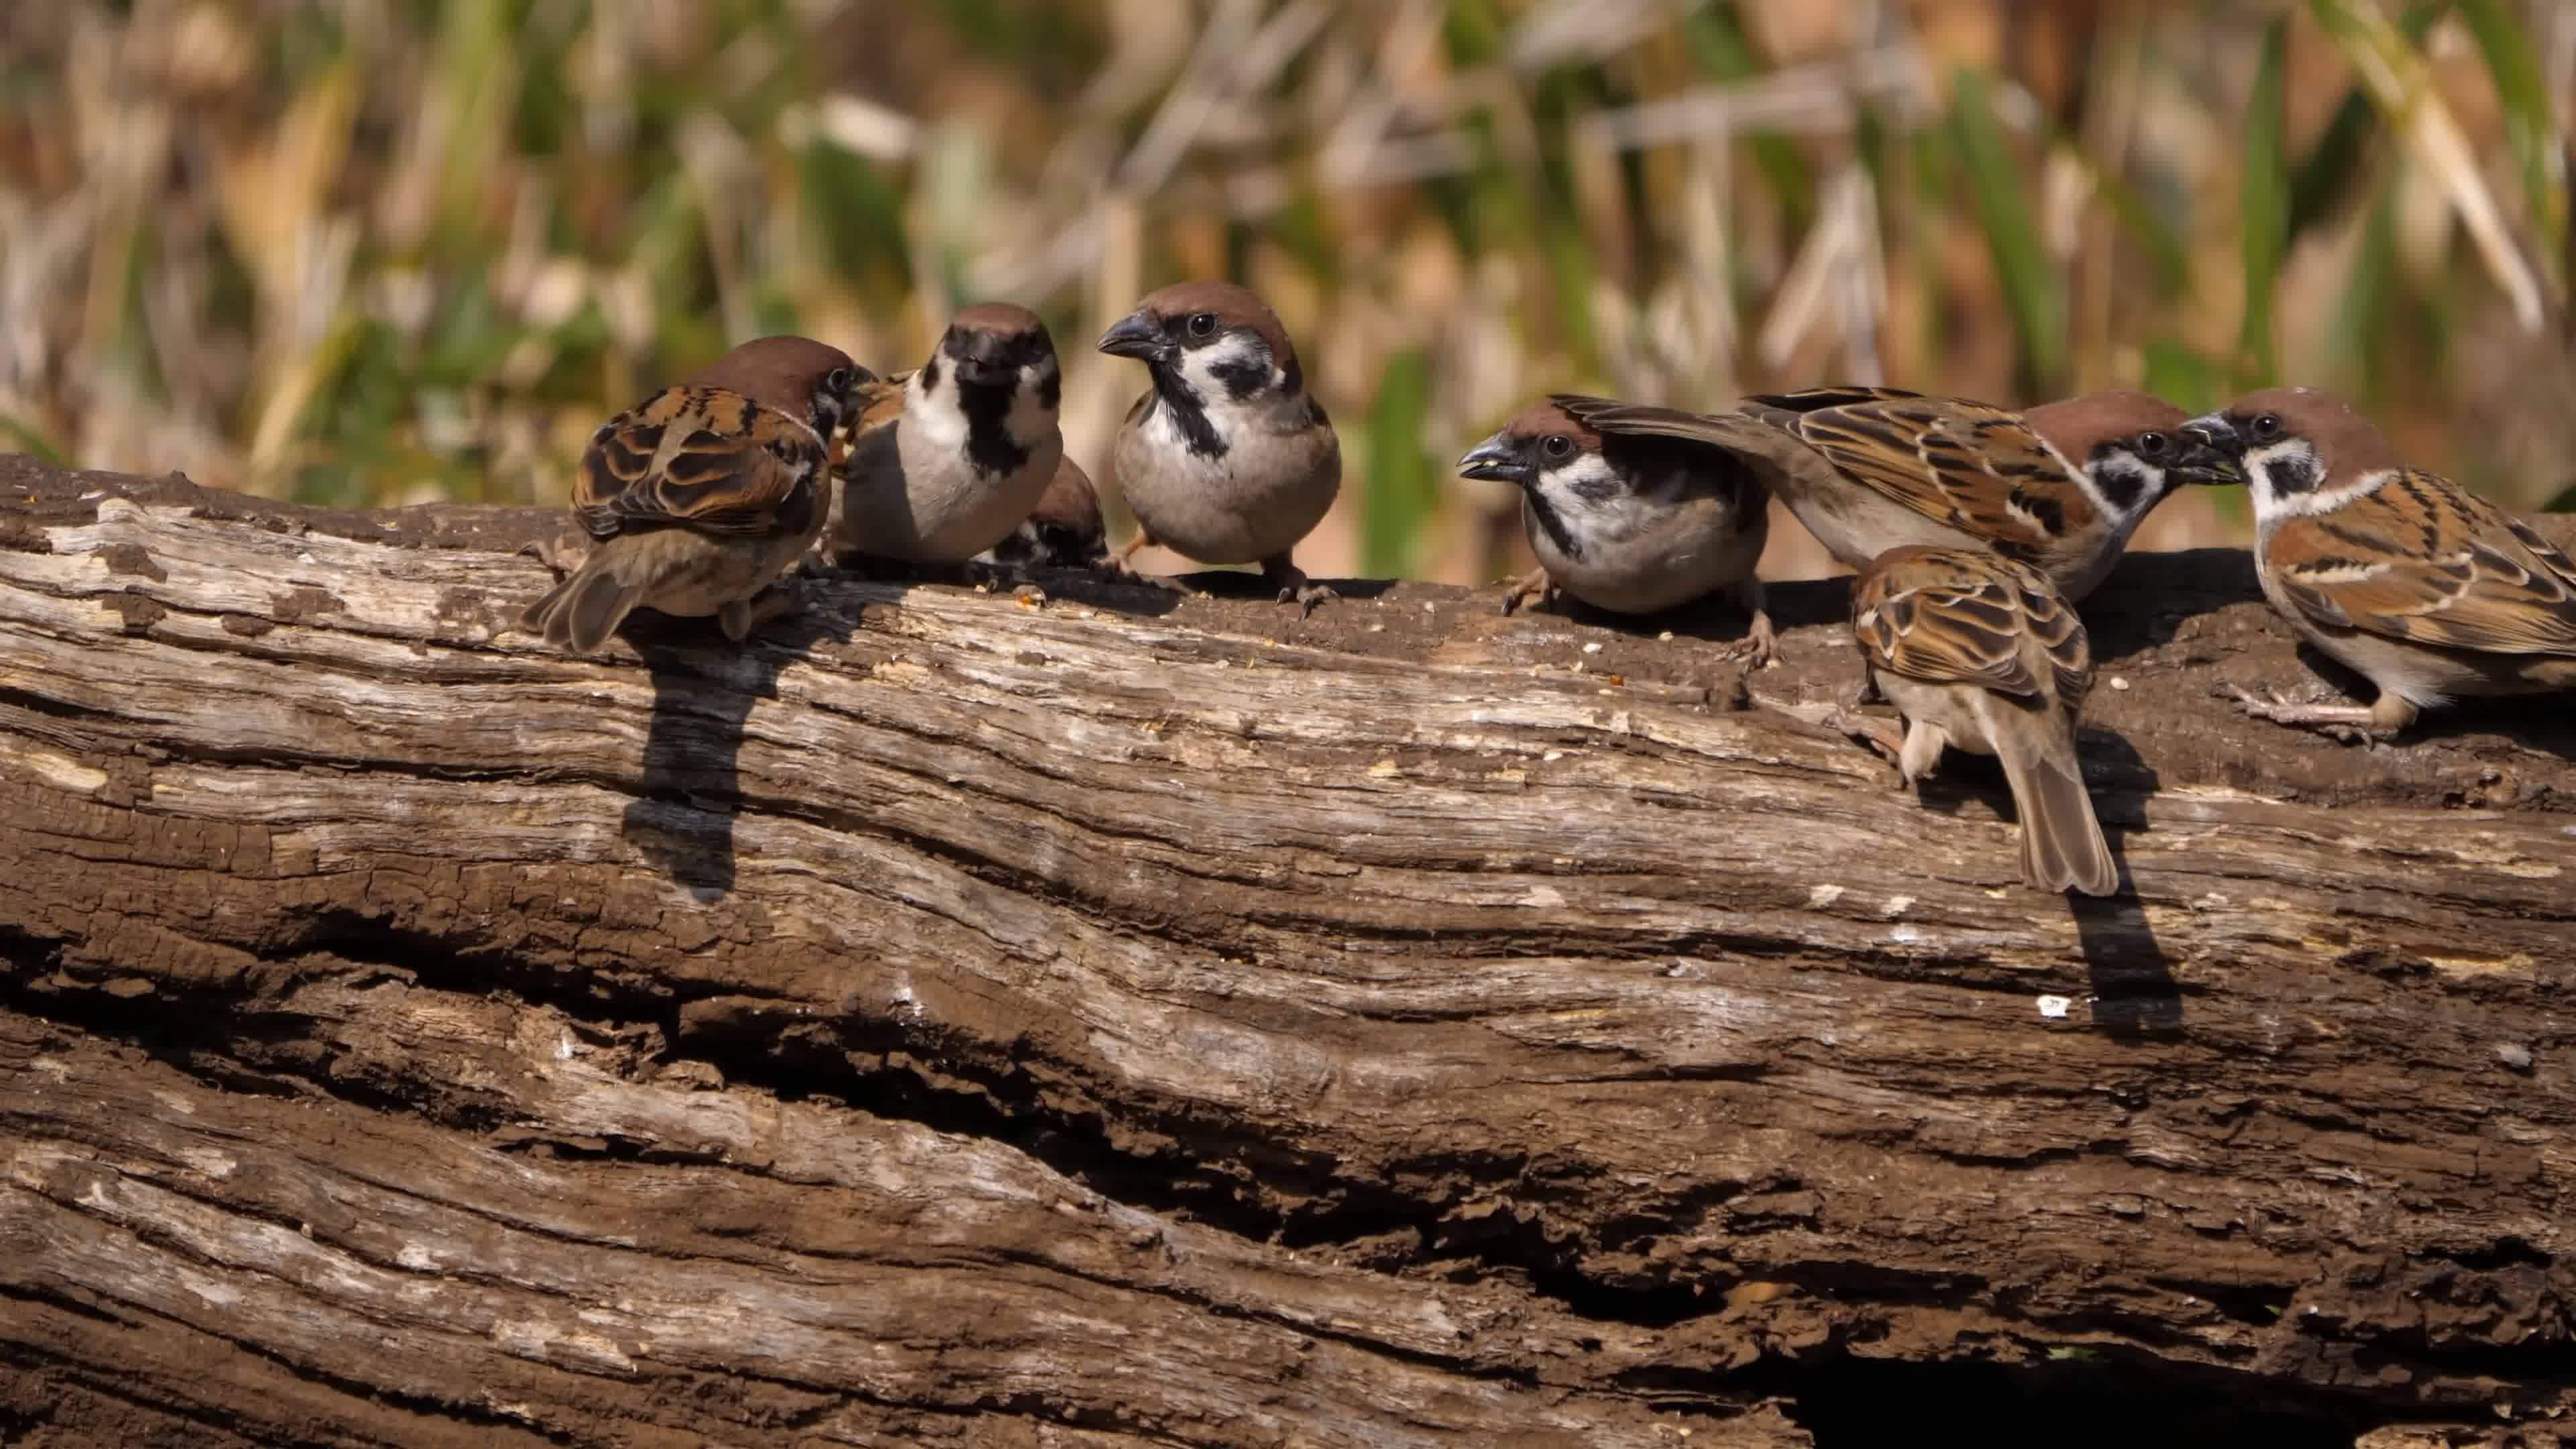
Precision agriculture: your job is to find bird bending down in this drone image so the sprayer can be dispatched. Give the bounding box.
[1582,385,2228,602]
[1845,545,2118,896]
[1458,395,1779,665]
[2179,386,2576,742]
[521,335,862,653]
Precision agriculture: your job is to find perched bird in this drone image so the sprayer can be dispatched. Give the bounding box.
[1846,545,2118,896]
[1626,385,2224,602]
[975,455,1108,572]
[1097,281,1341,613]
[1457,395,1778,664]
[2180,386,2576,740]
[521,336,862,653]
[833,302,1066,571]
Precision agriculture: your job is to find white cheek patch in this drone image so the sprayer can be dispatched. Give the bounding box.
[1536,454,1651,535]
[904,369,969,453]
[1179,333,1281,402]
[2249,438,2390,519]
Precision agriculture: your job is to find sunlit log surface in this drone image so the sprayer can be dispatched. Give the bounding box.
[1,453,2570,1447]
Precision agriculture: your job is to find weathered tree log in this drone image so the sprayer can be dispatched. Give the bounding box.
[1,451,2571,1448]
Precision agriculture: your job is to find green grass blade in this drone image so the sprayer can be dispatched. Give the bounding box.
[1360,349,1436,579]
[2237,16,2290,387]
[0,414,68,466]
[1947,68,2065,394]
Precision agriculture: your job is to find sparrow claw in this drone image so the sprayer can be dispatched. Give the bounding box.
[1259,555,1333,616]
[718,585,798,643]
[1497,567,1555,617]
[521,535,590,580]
[1725,611,1780,670]
[2218,683,2391,745]
[1282,580,1337,616]
[1097,561,1193,595]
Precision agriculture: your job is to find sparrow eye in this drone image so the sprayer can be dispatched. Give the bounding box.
[2251,413,2283,440]
[2135,431,2168,459]
[825,367,853,394]
[1541,434,1574,460]
[1186,313,1217,339]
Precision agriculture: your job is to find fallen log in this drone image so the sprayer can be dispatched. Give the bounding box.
[0,452,2570,1447]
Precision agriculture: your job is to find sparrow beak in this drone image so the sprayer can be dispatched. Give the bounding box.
[2178,414,2244,458]
[2171,415,2247,485]
[1096,311,1167,363]
[1456,433,1534,488]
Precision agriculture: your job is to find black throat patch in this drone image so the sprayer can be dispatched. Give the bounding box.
[1523,481,1585,562]
[1146,366,1228,459]
[956,378,1036,476]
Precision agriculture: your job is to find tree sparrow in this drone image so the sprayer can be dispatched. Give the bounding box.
[976,455,1108,572]
[521,335,861,653]
[1457,394,1777,664]
[1097,281,1342,613]
[2179,386,2576,740]
[1709,386,2230,600]
[1846,545,2118,896]
[833,302,1065,570]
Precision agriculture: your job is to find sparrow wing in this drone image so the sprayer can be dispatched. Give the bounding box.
[1739,384,1929,424]
[2264,470,2576,657]
[1553,396,1819,509]
[1854,551,2074,702]
[574,386,826,540]
[1744,392,2100,559]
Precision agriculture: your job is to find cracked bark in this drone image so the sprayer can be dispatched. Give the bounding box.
[0,452,2571,1448]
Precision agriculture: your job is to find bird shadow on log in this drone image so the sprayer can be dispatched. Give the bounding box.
[618,584,858,902]
[1176,569,1401,604]
[2070,727,2185,1038]
[1909,725,2184,1037]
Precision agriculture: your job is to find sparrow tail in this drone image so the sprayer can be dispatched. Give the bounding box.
[1997,737,2118,897]
[521,554,647,654]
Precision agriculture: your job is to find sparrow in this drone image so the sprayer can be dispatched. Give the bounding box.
[1844,545,2118,896]
[1457,395,1778,665]
[833,302,1066,571]
[2178,386,2576,740]
[975,455,1108,572]
[1592,386,2224,601]
[1097,281,1342,613]
[521,335,863,654]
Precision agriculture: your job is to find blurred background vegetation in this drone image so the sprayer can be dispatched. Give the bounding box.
[3,0,2572,585]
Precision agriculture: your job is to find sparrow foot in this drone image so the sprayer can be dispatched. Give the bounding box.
[1725,610,1780,669]
[521,535,590,580]
[1279,579,1338,616]
[1259,555,1334,616]
[1096,561,1195,595]
[1497,567,1556,617]
[2217,684,2390,745]
[717,586,798,643]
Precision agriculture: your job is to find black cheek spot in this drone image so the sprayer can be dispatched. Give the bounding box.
[920,356,941,390]
[2271,454,2320,493]
[1036,367,1061,411]
[1208,353,1270,401]
[2090,460,2150,514]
